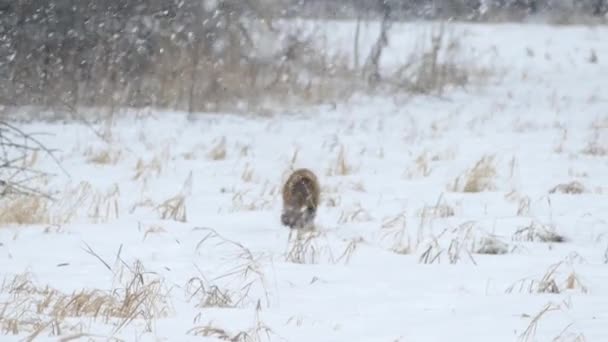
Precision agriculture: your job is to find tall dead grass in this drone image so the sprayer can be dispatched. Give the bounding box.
[0,259,172,339]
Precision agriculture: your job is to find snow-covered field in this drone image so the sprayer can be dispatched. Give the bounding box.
[1,21,608,341]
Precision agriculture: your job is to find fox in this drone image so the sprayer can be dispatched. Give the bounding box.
[280,168,320,230]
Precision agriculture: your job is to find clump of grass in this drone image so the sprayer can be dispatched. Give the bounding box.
[476,236,509,255]
[193,227,270,308]
[0,259,173,338]
[337,203,372,224]
[518,302,562,342]
[87,183,121,223]
[208,137,227,161]
[85,147,121,165]
[549,181,586,194]
[327,145,354,176]
[418,221,510,264]
[141,224,167,241]
[230,189,273,212]
[188,311,276,342]
[241,163,255,183]
[404,152,432,179]
[186,271,235,309]
[156,173,192,222]
[336,237,364,265]
[513,221,566,243]
[581,142,608,156]
[156,195,187,222]
[1,180,124,226]
[285,230,334,264]
[450,155,497,193]
[380,211,411,254]
[0,195,50,225]
[506,260,587,295]
[419,201,455,219]
[132,157,163,182]
[284,230,359,265]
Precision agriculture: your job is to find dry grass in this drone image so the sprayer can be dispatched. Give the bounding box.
[404,152,432,179]
[507,261,587,295]
[0,259,172,339]
[581,142,608,157]
[476,236,509,255]
[132,157,163,182]
[156,195,187,222]
[549,181,586,195]
[85,147,121,165]
[208,137,227,161]
[418,221,510,264]
[518,302,561,342]
[513,221,566,243]
[87,183,120,223]
[283,230,360,265]
[450,155,497,193]
[285,230,334,264]
[186,269,236,309]
[155,173,192,222]
[241,163,255,183]
[230,190,273,212]
[337,203,372,224]
[392,23,492,96]
[0,195,50,225]
[0,180,125,226]
[188,310,276,342]
[418,202,455,219]
[380,211,411,254]
[327,145,354,176]
[193,228,270,308]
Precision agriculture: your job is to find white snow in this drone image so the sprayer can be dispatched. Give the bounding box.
[1,21,608,341]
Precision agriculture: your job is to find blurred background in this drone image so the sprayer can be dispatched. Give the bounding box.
[1,0,606,116]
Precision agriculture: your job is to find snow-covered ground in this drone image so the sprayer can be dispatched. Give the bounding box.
[1,21,608,341]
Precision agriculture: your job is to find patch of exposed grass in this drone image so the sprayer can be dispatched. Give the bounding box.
[0,259,172,339]
[549,181,586,195]
[450,155,497,193]
[513,221,566,243]
[208,137,227,161]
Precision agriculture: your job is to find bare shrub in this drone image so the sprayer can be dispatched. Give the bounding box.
[0,121,65,199]
[0,121,66,226]
[392,23,491,96]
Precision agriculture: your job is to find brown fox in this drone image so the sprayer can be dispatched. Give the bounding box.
[281,168,320,230]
